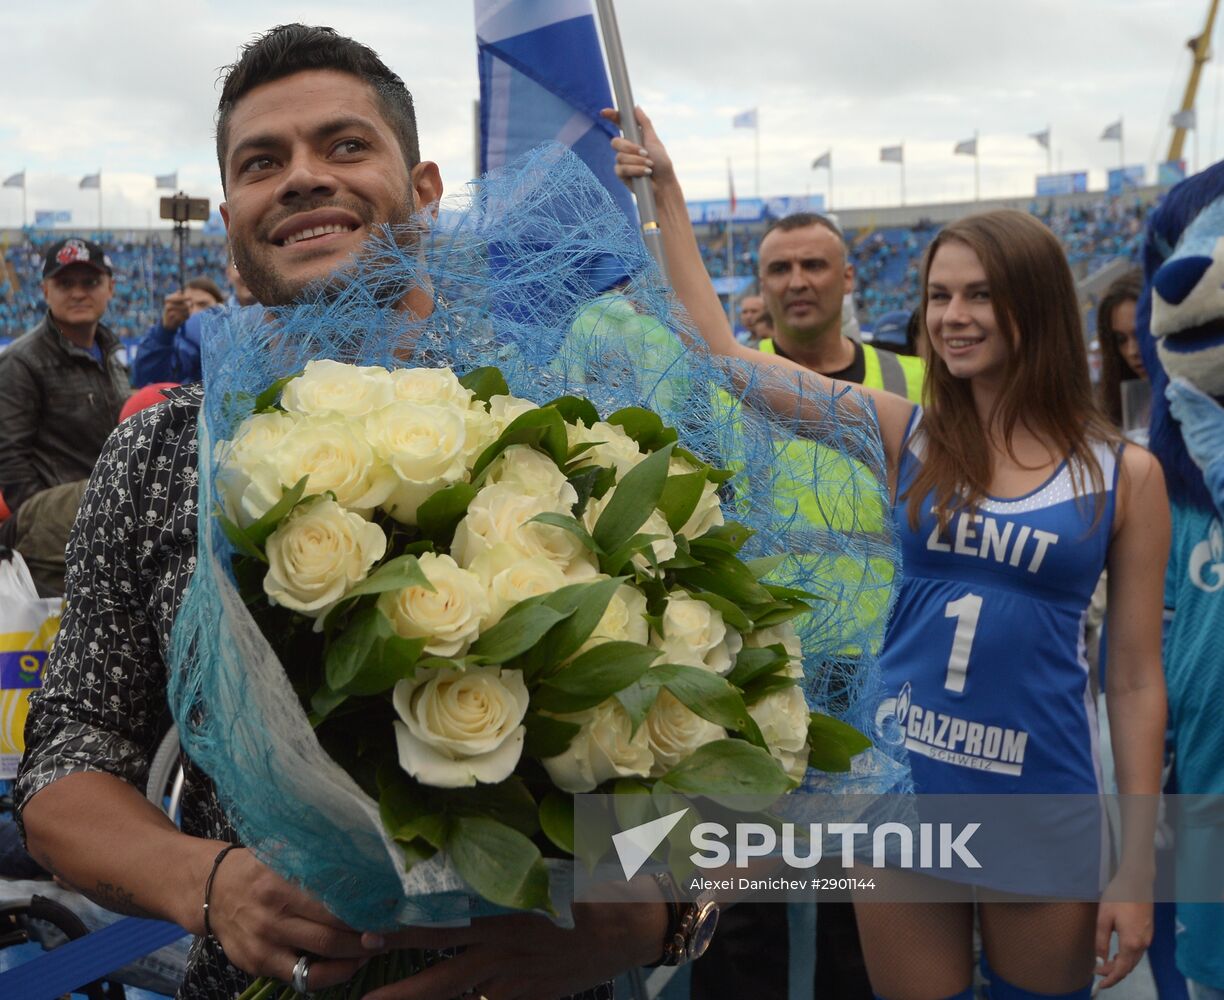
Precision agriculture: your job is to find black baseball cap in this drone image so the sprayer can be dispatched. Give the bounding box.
[43,238,113,280]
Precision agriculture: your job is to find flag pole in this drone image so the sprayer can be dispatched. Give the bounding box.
[901,144,906,206]
[21,170,26,229]
[595,0,670,283]
[1119,117,1125,170]
[829,155,834,211]
[97,169,103,233]
[974,130,980,202]
[1046,125,1052,176]
[755,118,760,198]
[727,160,735,326]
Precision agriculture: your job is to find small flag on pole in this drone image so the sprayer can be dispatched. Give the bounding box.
[954,137,977,156]
[1170,108,1197,130]
[880,144,904,164]
[732,108,758,129]
[811,150,831,170]
[2,170,24,189]
[155,171,178,189]
[79,172,100,189]
[1029,128,1050,149]
[1100,120,1123,142]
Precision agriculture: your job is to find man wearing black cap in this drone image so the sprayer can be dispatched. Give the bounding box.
[0,238,130,522]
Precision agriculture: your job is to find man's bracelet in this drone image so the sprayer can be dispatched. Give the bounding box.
[202,843,239,940]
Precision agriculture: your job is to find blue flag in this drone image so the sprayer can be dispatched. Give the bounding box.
[475,0,637,253]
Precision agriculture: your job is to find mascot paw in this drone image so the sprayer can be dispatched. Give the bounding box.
[1167,377,1224,503]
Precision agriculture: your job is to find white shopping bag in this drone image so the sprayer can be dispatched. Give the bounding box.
[0,551,62,778]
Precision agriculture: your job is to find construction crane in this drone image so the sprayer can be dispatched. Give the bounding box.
[1168,0,1220,164]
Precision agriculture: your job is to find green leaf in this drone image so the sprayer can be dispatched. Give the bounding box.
[324,607,428,695]
[659,740,794,797]
[744,555,787,579]
[606,407,677,452]
[444,778,540,837]
[320,554,434,631]
[217,510,266,563]
[751,603,812,629]
[468,603,569,664]
[539,791,575,854]
[741,673,800,705]
[674,563,772,608]
[416,482,477,543]
[529,512,600,555]
[675,446,734,484]
[533,641,661,714]
[471,408,569,481]
[246,476,310,547]
[690,522,754,556]
[614,678,661,735]
[600,532,667,577]
[726,645,791,688]
[565,465,616,519]
[684,589,753,633]
[524,712,582,758]
[447,815,553,913]
[592,443,675,554]
[657,471,708,534]
[545,395,600,428]
[808,712,872,756]
[649,663,765,747]
[308,684,348,726]
[520,576,628,677]
[254,371,302,413]
[612,778,655,834]
[377,768,448,849]
[807,740,853,773]
[459,366,509,402]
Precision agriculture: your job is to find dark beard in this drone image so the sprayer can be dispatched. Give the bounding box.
[233,194,417,307]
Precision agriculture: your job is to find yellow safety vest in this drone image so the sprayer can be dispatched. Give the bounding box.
[758,338,925,404]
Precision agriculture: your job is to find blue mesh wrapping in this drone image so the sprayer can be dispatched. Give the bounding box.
[168,144,907,930]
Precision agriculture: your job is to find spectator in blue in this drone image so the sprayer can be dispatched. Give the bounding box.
[130,276,224,387]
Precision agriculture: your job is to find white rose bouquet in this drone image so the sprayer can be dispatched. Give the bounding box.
[215,360,871,998]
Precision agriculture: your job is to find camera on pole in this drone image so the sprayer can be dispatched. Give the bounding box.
[159,192,210,290]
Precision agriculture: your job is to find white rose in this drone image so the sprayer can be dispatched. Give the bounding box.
[393,666,529,788]
[540,699,653,793]
[390,367,475,409]
[749,684,810,783]
[669,457,725,539]
[485,445,573,501]
[582,492,677,569]
[217,410,298,523]
[567,421,645,480]
[452,483,597,580]
[263,498,387,619]
[576,585,649,655]
[240,415,397,525]
[651,592,743,675]
[469,544,571,626]
[364,401,470,525]
[377,553,490,657]
[281,359,394,419]
[743,622,805,679]
[487,394,539,434]
[644,690,726,775]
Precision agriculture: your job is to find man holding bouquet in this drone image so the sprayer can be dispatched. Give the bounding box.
[16,24,676,1000]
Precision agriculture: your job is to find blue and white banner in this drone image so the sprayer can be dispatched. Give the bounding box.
[687,194,825,226]
[1035,172,1088,197]
[33,210,71,226]
[475,0,633,227]
[1107,165,1145,195]
[1158,160,1187,187]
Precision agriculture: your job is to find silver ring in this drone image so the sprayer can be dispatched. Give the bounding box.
[291,954,312,994]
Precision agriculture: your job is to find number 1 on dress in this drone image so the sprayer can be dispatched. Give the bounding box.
[942,593,982,693]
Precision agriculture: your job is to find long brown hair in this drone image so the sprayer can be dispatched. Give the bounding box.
[903,210,1119,531]
[1095,269,1144,426]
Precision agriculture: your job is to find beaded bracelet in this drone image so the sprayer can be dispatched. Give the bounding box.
[202,843,239,940]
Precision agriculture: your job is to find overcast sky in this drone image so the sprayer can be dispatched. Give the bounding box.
[1,0,1217,230]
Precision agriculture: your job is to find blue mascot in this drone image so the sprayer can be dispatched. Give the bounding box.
[1138,162,1224,997]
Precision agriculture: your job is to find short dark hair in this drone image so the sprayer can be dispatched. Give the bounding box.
[760,212,846,248]
[215,24,420,191]
[186,276,225,304]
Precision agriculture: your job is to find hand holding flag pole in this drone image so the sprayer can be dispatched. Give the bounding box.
[594,0,670,284]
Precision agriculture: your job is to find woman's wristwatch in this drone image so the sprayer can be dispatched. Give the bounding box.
[647,871,720,967]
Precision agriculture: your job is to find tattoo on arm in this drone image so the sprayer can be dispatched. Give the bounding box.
[91,881,154,919]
